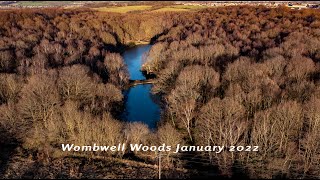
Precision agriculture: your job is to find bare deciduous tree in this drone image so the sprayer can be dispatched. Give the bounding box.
[0,74,22,104]
[167,85,199,142]
[124,122,150,149]
[104,52,129,87]
[57,65,95,102]
[196,97,247,175]
[299,97,320,175]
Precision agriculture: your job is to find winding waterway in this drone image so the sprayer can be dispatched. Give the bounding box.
[120,45,161,129]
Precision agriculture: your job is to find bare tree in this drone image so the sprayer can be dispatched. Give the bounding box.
[123,122,150,151]
[57,65,95,102]
[251,101,303,161]
[196,97,247,175]
[157,123,184,167]
[285,56,316,82]
[59,101,124,157]
[152,60,182,94]
[16,72,61,151]
[167,85,199,142]
[104,52,129,87]
[84,83,123,115]
[299,97,320,176]
[0,74,22,104]
[157,123,183,153]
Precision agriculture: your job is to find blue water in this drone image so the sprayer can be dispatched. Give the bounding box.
[122,45,151,80]
[121,45,161,129]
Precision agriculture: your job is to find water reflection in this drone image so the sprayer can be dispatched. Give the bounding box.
[121,45,161,129]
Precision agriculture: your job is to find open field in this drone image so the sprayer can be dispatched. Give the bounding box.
[153,5,209,12]
[93,5,153,13]
[167,5,208,10]
[92,5,208,13]
[153,7,189,12]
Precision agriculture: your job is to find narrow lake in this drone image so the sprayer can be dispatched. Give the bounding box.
[120,45,160,129]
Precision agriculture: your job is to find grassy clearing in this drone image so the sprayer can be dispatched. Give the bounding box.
[92,4,208,13]
[93,5,153,13]
[153,5,207,12]
[172,5,207,9]
[153,7,189,12]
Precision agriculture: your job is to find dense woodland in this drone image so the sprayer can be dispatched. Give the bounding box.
[0,5,320,179]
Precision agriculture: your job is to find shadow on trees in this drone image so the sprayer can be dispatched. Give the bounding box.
[150,30,169,45]
[231,160,250,179]
[0,128,19,177]
[178,152,222,179]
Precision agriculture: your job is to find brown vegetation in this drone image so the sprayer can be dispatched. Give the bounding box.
[142,5,320,179]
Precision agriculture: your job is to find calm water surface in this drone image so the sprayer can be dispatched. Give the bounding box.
[121,45,160,129]
[122,45,150,80]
